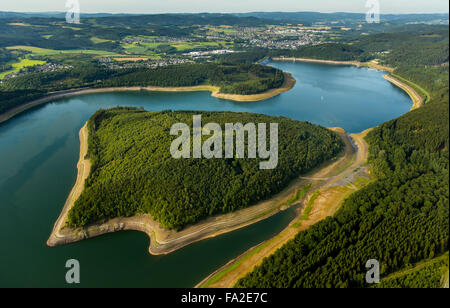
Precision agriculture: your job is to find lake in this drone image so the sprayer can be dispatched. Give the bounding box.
[0,61,411,287]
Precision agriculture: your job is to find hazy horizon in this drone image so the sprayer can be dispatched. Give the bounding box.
[0,0,448,15]
[1,10,449,15]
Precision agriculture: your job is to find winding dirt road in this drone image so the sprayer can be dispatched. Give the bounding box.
[47,124,362,257]
[196,128,371,288]
[383,74,424,110]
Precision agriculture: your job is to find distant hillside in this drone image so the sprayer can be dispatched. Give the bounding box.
[0,12,272,26]
[235,12,449,25]
[1,11,448,25]
[0,11,135,19]
[236,28,449,289]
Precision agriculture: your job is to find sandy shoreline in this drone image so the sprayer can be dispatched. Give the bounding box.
[0,73,295,125]
[45,62,420,256]
[47,117,341,256]
[41,56,425,286]
[274,57,423,110]
[213,72,296,101]
[47,122,92,247]
[272,57,395,72]
[195,60,425,288]
[196,128,372,288]
[383,74,424,110]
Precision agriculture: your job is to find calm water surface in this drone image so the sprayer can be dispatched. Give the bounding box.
[0,62,411,287]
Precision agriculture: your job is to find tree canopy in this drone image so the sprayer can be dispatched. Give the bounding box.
[67,108,344,230]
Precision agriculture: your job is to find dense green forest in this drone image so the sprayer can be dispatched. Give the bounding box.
[277,43,364,61]
[0,49,12,74]
[1,19,447,117]
[0,62,284,93]
[0,63,284,114]
[67,109,344,230]
[0,89,46,114]
[101,63,285,95]
[218,49,270,65]
[0,13,444,51]
[0,15,256,51]
[0,12,448,288]
[214,25,449,67]
[273,26,449,64]
[372,253,449,288]
[236,28,449,288]
[0,47,15,64]
[237,98,449,289]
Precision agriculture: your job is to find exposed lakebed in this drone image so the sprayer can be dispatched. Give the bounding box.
[0,61,411,287]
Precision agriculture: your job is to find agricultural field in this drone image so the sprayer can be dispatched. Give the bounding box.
[172,41,234,51]
[203,25,239,34]
[5,46,117,56]
[0,58,46,79]
[121,40,234,55]
[90,37,113,44]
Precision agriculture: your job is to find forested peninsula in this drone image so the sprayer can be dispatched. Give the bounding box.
[0,63,290,120]
[66,108,344,231]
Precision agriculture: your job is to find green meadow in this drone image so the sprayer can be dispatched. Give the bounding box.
[0,58,46,79]
[6,46,117,56]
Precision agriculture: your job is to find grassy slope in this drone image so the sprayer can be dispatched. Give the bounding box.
[0,58,46,79]
[5,46,116,56]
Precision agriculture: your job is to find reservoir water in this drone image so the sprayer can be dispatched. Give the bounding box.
[0,62,411,287]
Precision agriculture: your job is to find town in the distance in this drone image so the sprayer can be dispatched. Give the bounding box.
[0,0,448,293]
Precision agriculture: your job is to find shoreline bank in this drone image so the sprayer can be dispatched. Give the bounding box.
[46,60,421,257]
[273,57,423,110]
[195,61,427,288]
[47,122,346,256]
[196,128,372,288]
[195,60,426,288]
[47,123,92,247]
[0,73,295,125]
[383,74,424,110]
[272,57,395,72]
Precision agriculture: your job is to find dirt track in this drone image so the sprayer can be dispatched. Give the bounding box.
[196,128,372,288]
[273,57,395,72]
[47,125,359,256]
[383,74,424,110]
[195,61,425,288]
[40,57,423,286]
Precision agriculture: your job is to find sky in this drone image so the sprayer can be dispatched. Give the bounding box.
[0,0,448,14]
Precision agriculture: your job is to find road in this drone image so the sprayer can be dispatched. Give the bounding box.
[197,128,372,288]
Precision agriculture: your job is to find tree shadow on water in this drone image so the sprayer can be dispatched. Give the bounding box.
[0,134,70,206]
